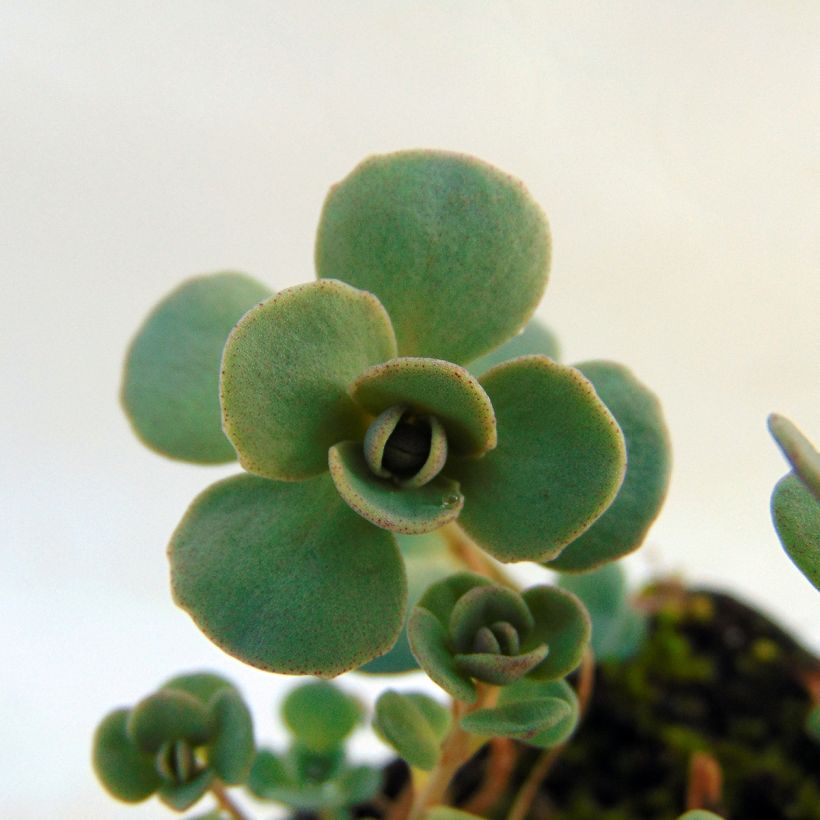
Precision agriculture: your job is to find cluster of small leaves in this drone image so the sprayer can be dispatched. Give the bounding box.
[405,572,586,743]
[768,414,820,590]
[120,149,672,681]
[248,681,381,814]
[92,673,254,812]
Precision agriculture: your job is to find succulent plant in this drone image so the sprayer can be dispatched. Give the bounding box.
[92,673,254,811]
[95,149,728,820]
[120,150,674,681]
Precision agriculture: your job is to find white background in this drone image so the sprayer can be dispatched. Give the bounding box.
[2,2,818,817]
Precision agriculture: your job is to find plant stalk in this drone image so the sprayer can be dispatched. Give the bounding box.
[441,523,519,590]
[407,684,499,820]
[504,647,596,820]
[210,779,251,820]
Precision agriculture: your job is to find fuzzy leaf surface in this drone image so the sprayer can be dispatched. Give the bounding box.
[121,272,271,463]
[772,472,820,590]
[548,361,671,571]
[451,356,626,562]
[497,678,579,748]
[329,441,463,534]
[282,682,361,752]
[169,473,406,676]
[467,318,561,375]
[521,586,590,680]
[92,709,160,802]
[352,357,496,455]
[459,697,570,740]
[221,280,396,480]
[316,150,550,364]
[408,607,476,703]
[373,691,444,771]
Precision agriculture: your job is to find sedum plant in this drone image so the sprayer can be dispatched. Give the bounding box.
[95,148,760,819]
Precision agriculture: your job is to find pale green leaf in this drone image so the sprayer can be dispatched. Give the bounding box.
[547,361,671,571]
[352,357,496,456]
[221,280,396,480]
[316,150,550,364]
[169,473,406,676]
[772,472,820,590]
[122,272,272,463]
[450,356,626,562]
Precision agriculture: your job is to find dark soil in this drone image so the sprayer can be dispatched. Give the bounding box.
[326,587,820,819]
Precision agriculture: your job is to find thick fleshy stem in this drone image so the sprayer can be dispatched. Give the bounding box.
[210,779,251,820]
[407,683,500,820]
[441,523,519,590]
[504,647,596,820]
[461,736,517,817]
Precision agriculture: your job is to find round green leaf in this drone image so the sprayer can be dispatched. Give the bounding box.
[522,586,591,681]
[157,768,213,811]
[769,414,820,498]
[282,681,362,752]
[459,697,570,740]
[352,357,497,456]
[547,361,671,571]
[772,472,820,590]
[221,280,397,481]
[121,272,272,463]
[467,318,561,376]
[161,672,236,706]
[359,531,462,674]
[92,708,160,802]
[558,563,648,661]
[329,441,463,534]
[127,690,212,753]
[169,473,406,676]
[208,688,255,784]
[497,678,579,748]
[450,356,626,562]
[316,150,550,365]
[373,690,443,771]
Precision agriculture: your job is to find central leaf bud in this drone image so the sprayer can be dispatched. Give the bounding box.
[382,419,431,477]
[363,404,448,488]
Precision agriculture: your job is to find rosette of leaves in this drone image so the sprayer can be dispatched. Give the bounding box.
[92,672,254,811]
[119,149,674,679]
[408,572,589,718]
[768,414,820,590]
[248,681,380,814]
